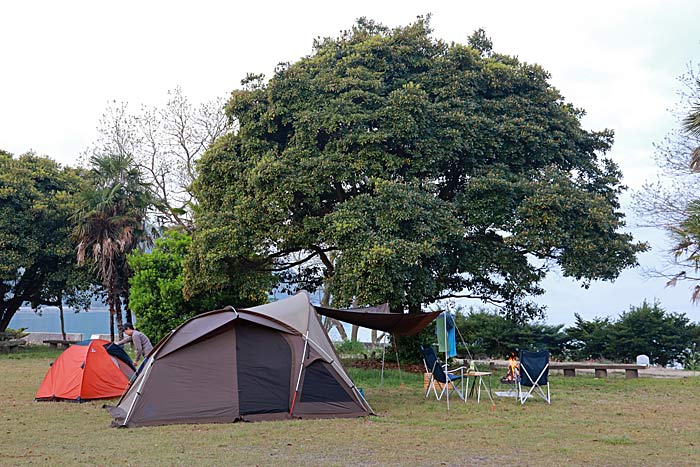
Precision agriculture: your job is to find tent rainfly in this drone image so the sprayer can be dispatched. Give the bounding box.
[105,292,373,427]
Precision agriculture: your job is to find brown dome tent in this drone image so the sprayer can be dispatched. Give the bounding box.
[105,292,373,427]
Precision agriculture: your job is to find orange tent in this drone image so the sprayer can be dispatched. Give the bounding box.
[36,339,135,402]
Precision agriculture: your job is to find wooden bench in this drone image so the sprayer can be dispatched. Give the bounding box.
[0,339,27,354]
[43,339,76,349]
[485,360,646,379]
[549,362,646,379]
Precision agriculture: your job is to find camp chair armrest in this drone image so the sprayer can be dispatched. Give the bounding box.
[446,366,465,373]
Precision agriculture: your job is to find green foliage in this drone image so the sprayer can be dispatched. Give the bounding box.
[128,230,268,343]
[334,339,367,355]
[189,18,645,318]
[391,326,438,364]
[455,309,568,358]
[566,313,614,361]
[609,301,698,366]
[685,343,700,371]
[407,302,699,366]
[567,301,700,366]
[0,151,95,332]
[1,328,28,340]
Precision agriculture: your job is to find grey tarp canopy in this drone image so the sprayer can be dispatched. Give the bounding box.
[105,292,373,427]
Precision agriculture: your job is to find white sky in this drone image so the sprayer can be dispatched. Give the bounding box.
[2,0,700,325]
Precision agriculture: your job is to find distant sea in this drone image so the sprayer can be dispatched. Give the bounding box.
[8,298,370,341]
[9,307,111,337]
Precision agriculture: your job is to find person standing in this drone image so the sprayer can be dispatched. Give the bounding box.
[116,323,153,365]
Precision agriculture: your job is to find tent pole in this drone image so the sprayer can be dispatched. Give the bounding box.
[380,332,387,387]
[393,333,402,386]
[304,334,375,414]
[290,331,309,416]
[122,357,154,426]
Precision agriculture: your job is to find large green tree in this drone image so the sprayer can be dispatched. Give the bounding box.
[0,151,94,332]
[188,19,645,320]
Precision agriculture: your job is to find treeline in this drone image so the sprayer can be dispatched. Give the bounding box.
[411,301,700,367]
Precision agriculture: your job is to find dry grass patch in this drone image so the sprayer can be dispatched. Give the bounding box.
[1,348,699,466]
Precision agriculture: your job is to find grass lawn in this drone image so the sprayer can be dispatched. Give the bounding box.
[2,347,700,466]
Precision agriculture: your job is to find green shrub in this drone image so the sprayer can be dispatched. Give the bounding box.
[455,309,568,359]
[566,300,700,366]
[128,230,267,343]
[334,339,367,355]
[1,328,28,340]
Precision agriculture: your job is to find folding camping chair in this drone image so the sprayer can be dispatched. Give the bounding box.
[420,345,466,407]
[517,350,551,404]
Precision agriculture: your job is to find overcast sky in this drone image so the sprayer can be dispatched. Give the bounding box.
[2,0,700,325]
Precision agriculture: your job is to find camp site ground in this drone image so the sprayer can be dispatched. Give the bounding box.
[2,345,700,467]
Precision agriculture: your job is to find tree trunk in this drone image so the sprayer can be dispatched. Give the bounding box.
[58,293,66,341]
[0,306,17,333]
[371,329,378,347]
[320,280,347,340]
[123,288,134,325]
[351,325,359,342]
[115,293,124,340]
[109,305,115,342]
[108,284,116,342]
[0,309,15,333]
[332,319,348,340]
[0,296,24,333]
[320,285,331,307]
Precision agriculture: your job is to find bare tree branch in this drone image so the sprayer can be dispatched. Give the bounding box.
[86,87,233,230]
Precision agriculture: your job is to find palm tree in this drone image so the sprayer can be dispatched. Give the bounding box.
[684,79,700,171]
[73,154,152,340]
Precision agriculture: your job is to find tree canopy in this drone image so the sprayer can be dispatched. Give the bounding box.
[188,18,645,319]
[0,151,94,332]
[129,230,269,343]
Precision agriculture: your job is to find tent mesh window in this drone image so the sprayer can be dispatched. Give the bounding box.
[235,322,292,415]
[300,361,354,403]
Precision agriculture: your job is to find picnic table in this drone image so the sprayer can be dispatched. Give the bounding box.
[0,339,26,354]
[43,339,76,349]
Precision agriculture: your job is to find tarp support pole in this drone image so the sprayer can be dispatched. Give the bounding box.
[445,312,450,411]
[380,333,387,386]
[393,333,403,386]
